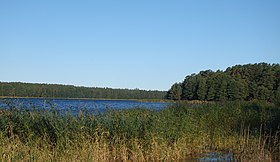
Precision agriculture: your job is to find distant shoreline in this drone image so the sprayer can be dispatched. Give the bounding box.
[0,96,137,101]
[0,96,170,102]
[0,82,166,100]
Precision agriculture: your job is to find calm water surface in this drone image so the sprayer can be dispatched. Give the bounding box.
[0,98,170,114]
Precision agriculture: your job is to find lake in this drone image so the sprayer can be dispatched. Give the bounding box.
[0,98,170,114]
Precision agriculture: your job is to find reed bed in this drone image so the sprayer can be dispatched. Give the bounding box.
[0,100,279,161]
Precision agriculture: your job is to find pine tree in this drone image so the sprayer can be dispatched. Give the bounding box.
[166,83,182,100]
[166,63,280,102]
[257,86,271,101]
[206,77,216,101]
[216,79,228,101]
[275,86,280,105]
[227,79,246,101]
[182,75,196,100]
[197,77,207,100]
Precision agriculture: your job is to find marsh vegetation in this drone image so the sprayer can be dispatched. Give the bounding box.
[0,100,279,161]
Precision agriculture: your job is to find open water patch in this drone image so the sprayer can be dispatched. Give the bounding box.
[0,98,171,115]
[186,152,234,162]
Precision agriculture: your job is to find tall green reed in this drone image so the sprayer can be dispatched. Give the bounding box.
[0,100,279,161]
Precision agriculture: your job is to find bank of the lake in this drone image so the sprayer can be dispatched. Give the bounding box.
[0,100,279,161]
[0,82,166,100]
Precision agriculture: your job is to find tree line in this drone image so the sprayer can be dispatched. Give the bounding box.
[0,82,166,99]
[166,63,280,102]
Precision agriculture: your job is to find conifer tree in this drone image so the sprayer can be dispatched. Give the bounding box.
[167,63,279,102]
[197,77,207,100]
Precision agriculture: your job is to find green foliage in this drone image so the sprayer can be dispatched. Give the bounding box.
[0,82,166,99]
[275,86,280,106]
[165,83,182,100]
[257,86,272,101]
[227,79,247,101]
[215,75,228,101]
[0,101,280,160]
[196,77,207,100]
[167,63,280,102]
[182,74,197,100]
[206,77,216,101]
[1,101,277,144]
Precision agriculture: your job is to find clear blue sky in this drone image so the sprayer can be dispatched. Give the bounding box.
[0,0,279,90]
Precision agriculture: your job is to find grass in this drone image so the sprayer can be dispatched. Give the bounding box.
[0,100,280,161]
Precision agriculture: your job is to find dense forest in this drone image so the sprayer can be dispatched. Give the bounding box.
[0,82,166,99]
[166,63,280,102]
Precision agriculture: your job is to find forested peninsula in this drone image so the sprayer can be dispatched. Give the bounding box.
[0,82,166,99]
[166,63,280,102]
